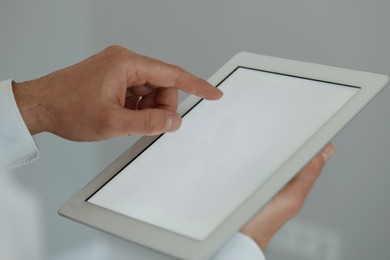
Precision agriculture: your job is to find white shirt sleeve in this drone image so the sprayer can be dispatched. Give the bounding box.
[0,79,39,168]
[212,233,266,260]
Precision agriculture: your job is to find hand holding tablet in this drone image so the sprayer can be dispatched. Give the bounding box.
[241,143,335,250]
[59,52,389,260]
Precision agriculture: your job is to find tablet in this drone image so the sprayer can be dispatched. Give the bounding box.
[59,52,388,260]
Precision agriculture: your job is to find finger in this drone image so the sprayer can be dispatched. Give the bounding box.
[128,85,155,96]
[125,96,141,110]
[114,108,182,136]
[125,86,156,109]
[155,87,178,111]
[321,143,336,162]
[290,143,335,196]
[137,88,179,112]
[137,91,157,110]
[129,55,223,100]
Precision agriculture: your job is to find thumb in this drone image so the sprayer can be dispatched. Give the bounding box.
[116,108,182,136]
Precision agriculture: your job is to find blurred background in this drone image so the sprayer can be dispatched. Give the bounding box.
[1,0,389,259]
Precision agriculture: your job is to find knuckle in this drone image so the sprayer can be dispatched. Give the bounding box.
[172,66,186,86]
[143,111,164,134]
[143,112,157,134]
[312,157,324,175]
[105,44,126,53]
[172,64,185,73]
[105,45,135,60]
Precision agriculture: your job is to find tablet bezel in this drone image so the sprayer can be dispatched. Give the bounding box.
[59,52,388,260]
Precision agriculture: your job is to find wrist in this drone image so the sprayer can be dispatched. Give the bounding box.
[241,229,270,251]
[12,79,51,135]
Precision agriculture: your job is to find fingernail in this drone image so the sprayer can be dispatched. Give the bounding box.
[165,115,181,132]
[217,89,224,99]
[322,144,336,162]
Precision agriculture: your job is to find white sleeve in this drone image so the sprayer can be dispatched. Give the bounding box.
[212,233,266,260]
[0,79,39,168]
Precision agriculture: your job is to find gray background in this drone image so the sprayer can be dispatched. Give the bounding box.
[1,0,389,259]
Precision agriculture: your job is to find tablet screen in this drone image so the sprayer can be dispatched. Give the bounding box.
[88,67,359,241]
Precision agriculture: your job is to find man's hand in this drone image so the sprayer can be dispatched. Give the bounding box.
[12,45,222,140]
[240,143,335,250]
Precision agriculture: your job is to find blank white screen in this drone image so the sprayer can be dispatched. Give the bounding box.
[88,68,358,240]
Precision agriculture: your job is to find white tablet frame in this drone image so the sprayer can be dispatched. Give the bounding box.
[59,52,388,260]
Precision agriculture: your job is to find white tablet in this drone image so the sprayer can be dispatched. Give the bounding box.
[59,52,388,260]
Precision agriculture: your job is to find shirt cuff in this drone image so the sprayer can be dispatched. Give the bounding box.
[0,79,39,168]
[212,232,266,260]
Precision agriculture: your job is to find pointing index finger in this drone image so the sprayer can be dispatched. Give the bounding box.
[130,54,223,100]
[172,67,223,100]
